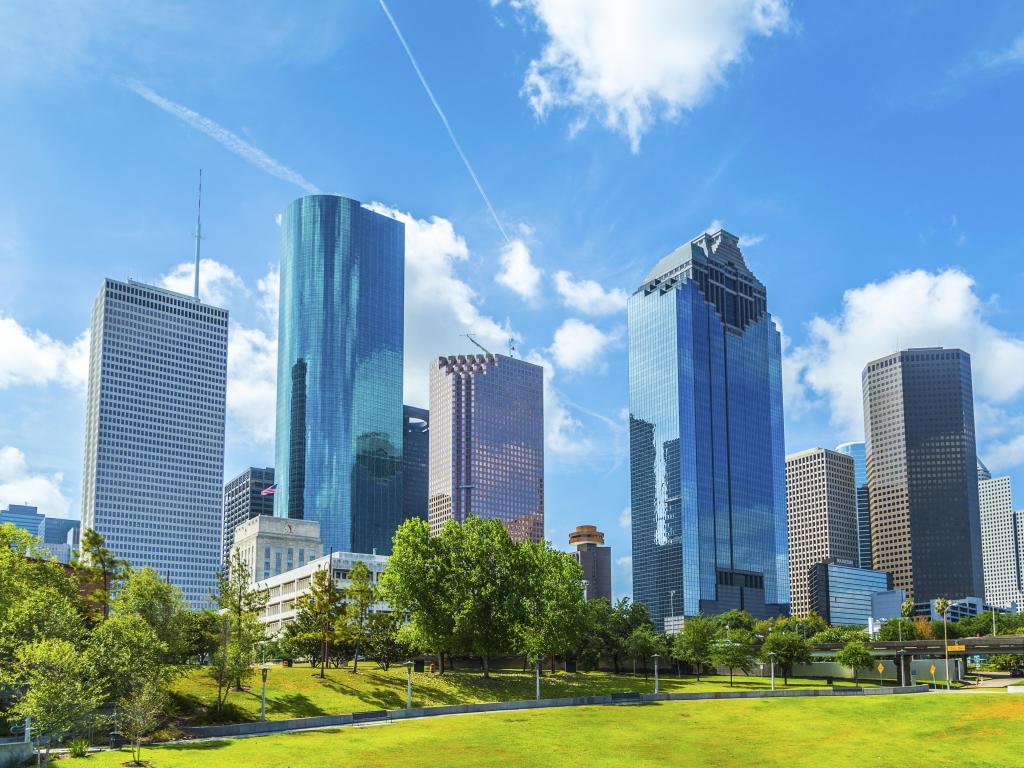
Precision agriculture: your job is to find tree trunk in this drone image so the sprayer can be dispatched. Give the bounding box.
[482,656,490,679]
[353,644,360,674]
[550,655,556,674]
[729,668,734,687]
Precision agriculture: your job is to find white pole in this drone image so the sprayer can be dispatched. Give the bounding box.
[770,656,775,691]
[654,655,660,694]
[535,658,541,701]
[407,663,413,708]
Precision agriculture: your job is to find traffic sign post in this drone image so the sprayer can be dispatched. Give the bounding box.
[930,664,937,689]
[877,662,885,686]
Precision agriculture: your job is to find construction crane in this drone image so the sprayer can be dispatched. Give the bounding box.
[462,333,491,355]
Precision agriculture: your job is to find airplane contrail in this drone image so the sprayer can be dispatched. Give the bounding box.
[377,0,511,244]
[128,81,321,195]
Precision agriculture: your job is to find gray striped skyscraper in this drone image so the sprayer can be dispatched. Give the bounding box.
[81,279,227,607]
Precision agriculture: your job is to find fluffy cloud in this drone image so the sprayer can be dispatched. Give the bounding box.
[495,239,542,301]
[553,270,628,315]
[366,203,510,407]
[785,269,1024,439]
[160,258,248,309]
[705,219,766,248]
[550,318,620,372]
[618,506,631,530]
[0,315,89,390]
[526,351,594,458]
[516,0,791,150]
[0,446,72,518]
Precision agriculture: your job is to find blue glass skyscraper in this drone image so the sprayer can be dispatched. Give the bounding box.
[274,195,405,555]
[628,229,788,628]
[835,441,872,570]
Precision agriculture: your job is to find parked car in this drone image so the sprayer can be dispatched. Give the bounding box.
[1011,667,1023,677]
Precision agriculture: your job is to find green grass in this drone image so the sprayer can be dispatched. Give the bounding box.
[67,694,1024,768]
[168,663,880,727]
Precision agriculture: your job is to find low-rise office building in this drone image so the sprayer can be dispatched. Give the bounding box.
[253,550,390,637]
[808,559,892,626]
[912,595,1008,623]
[230,515,323,583]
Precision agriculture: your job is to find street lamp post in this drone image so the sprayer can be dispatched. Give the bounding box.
[768,652,776,691]
[405,661,414,709]
[535,657,541,701]
[653,654,660,694]
[669,590,675,618]
[260,667,268,722]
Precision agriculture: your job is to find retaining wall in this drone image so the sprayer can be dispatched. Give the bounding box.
[185,684,929,739]
[0,742,33,768]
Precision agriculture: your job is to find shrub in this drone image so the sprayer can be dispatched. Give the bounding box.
[68,738,90,758]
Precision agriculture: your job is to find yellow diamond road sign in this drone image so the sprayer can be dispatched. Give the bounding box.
[877,663,885,674]
[930,664,937,675]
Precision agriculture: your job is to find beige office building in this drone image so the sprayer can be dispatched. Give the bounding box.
[785,448,857,617]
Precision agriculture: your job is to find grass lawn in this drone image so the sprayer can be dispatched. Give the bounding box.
[67,694,1024,768]
[168,663,881,727]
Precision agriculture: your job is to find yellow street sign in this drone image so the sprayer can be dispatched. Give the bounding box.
[947,644,966,652]
[877,663,885,674]
[929,664,937,675]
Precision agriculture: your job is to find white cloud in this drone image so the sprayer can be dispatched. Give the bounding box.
[785,269,1024,438]
[616,555,632,569]
[705,219,766,248]
[980,32,1024,69]
[553,270,628,315]
[159,258,248,309]
[128,82,321,194]
[0,446,72,519]
[0,315,89,390]
[526,351,594,458]
[495,239,542,300]
[516,0,791,150]
[618,506,631,530]
[987,435,1024,472]
[366,203,509,408]
[550,318,620,372]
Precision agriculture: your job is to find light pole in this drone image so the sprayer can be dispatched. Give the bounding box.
[669,590,675,618]
[653,654,660,694]
[896,650,905,687]
[535,657,541,701]
[260,667,268,722]
[992,606,998,637]
[405,661,414,709]
[935,598,952,691]
[768,651,776,691]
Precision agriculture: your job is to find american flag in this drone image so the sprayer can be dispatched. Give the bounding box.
[260,483,278,496]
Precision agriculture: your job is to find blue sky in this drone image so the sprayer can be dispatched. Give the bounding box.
[2,1,1024,598]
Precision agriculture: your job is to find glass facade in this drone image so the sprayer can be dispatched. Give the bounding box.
[808,561,892,626]
[628,229,788,628]
[428,353,544,543]
[862,348,983,602]
[402,406,429,522]
[274,195,405,555]
[835,441,872,570]
[81,279,227,607]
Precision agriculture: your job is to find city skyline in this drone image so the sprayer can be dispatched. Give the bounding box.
[3,3,1024,599]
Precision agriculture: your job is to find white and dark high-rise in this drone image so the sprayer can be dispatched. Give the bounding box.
[222,467,275,569]
[835,441,872,569]
[81,279,227,607]
[978,474,1023,611]
[862,347,983,602]
[428,353,544,543]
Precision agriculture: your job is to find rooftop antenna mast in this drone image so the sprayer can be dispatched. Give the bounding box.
[462,333,491,355]
[193,169,203,301]
[504,318,516,358]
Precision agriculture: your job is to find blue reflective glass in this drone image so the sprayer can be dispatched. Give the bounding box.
[274,196,405,555]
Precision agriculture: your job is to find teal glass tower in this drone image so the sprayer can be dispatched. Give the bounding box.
[274,195,405,555]
[628,229,788,628]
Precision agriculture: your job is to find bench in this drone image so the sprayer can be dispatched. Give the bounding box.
[610,692,643,705]
[352,710,391,726]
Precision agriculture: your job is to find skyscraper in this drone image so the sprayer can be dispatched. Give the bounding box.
[222,467,275,569]
[402,406,429,522]
[785,448,857,617]
[274,195,405,555]
[978,474,1023,610]
[862,348,983,602]
[836,441,873,569]
[0,504,80,563]
[569,525,612,602]
[81,279,227,607]
[428,353,544,543]
[628,228,788,628]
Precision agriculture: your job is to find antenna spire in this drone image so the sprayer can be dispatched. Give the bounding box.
[193,169,203,300]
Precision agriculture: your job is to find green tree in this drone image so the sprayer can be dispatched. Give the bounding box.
[1,638,103,767]
[576,598,615,671]
[760,630,812,686]
[293,567,346,678]
[519,541,588,672]
[835,639,874,686]
[379,518,457,674]
[935,598,952,687]
[672,615,719,680]
[344,561,376,674]
[608,598,653,673]
[990,654,1024,672]
[113,566,187,658]
[281,609,325,668]
[714,609,756,632]
[809,626,869,645]
[712,629,757,686]
[366,611,409,671]
[87,614,168,705]
[179,609,221,663]
[208,612,263,712]
[76,528,128,622]
[0,586,86,673]
[623,625,661,680]
[117,679,165,766]
[213,551,268,689]
[877,618,919,642]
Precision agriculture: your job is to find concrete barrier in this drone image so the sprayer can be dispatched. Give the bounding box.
[0,742,33,768]
[184,684,929,739]
[1008,685,1024,694]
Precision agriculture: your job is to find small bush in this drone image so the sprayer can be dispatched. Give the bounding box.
[68,737,90,758]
